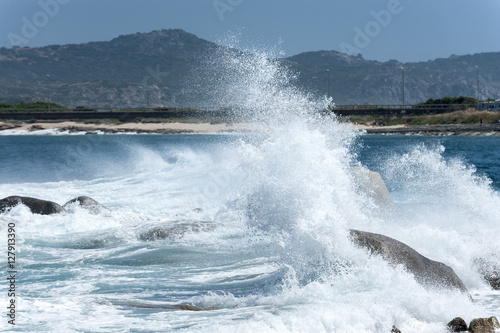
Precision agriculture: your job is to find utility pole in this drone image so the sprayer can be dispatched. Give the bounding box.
[400,67,405,107]
[476,66,479,110]
[46,74,50,111]
[326,69,330,99]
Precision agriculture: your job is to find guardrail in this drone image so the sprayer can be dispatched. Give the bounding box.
[0,107,196,113]
[0,104,478,112]
[0,108,229,121]
[0,104,481,120]
[334,104,476,111]
[332,104,477,116]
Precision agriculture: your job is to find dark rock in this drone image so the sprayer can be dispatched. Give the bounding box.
[28,124,44,131]
[0,123,20,131]
[63,196,108,214]
[469,316,500,333]
[447,317,468,332]
[473,258,500,290]
[0,196,65,215]
[349,229,469,294]
[139,221,219,241]
[485,274,500,290]
[391,325,402,333]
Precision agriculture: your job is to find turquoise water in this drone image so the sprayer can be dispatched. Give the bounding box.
[0,133,499,332]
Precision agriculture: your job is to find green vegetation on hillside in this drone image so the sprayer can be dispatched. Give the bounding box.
[0,101,67,111]
[1,29,500,107]
[410,109,500,125]
[419,96,477,105]
[347,109,500,126]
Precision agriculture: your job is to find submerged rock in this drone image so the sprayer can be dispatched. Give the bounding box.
[139,221,219,241]
[109,300,220,311]
[0,196,66,215]
[469,316,500,333]
[349,229,469,294]
[447,317,468,332]
[63,196,108,214]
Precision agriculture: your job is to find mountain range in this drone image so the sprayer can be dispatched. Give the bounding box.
[0,29,499,108]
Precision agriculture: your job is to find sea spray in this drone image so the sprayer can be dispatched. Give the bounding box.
[377,143,500,289]
[187,37,498,330]
[192,37,373,285]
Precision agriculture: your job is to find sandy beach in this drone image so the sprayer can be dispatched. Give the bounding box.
[0,120,254,134]
[0,120,398,134]
[1,120,499,135]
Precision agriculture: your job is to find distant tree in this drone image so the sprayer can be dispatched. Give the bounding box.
[74,105,95,111]
[419,96,477,105]
[0,101,69,111]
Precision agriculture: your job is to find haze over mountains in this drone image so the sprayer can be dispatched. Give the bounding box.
[0,29,499,108]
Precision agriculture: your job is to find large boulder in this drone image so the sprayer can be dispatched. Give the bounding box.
[446,316,500,333]
[139,221,219,241]
[447,317,468,332]
[63,196,108,214]
[349,229,469,294]
[350,168,392,206]
[469,316,500,333]
[0,196,65,215]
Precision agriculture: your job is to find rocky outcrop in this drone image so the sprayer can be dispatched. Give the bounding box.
[0,195,107,215]
[391,325,401,333]
[448,316,500,333]
[63,196,108,214]
[473,258,500,290]
[349,229,469,294]
[447,317,469,332]
[0,196,66,215]
[469,317,500,333]
[350,168,392,206]
[139,221,219,241]
[365,124,500,136]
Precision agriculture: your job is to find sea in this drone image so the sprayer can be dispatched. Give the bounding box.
[1,41,499,332]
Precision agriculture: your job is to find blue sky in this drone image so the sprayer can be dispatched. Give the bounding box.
[1,0,499,62]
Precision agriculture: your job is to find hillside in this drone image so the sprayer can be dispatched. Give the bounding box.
[0,29,499,107]
[287,51,500,105]
[0,29,216,108]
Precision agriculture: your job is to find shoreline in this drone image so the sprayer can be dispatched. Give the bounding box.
[359,123,500,135]
[0,120,253,135]
[1,120,500,135]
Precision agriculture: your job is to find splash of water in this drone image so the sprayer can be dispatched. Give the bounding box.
[190,36,499,330]
[193,33,334,124]
[192,36,371,283]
